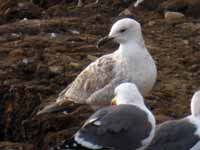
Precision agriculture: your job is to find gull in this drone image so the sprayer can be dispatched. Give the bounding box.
[148,90,200,150]
[51,83,156,150]
[37,18,157,115]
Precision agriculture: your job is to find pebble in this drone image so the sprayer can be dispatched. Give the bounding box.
[119,8,132,16]
[65,62,82,71]
[69,29,80,35]
[49,65,64,74]
[164,11,185,24]
[18,2,25,8]
[22,58,29,64]
[51,33,57,38]
[182,40,189,45]
[156,114,174,123]
[20,18,28,22]
[87,54,97,61]
[148,21,156,26]
[11,33,20,38]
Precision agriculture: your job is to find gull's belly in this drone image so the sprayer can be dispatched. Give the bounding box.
[128,63,157,96]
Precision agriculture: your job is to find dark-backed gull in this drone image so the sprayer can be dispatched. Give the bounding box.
[148,90,200,150]
[37,18,157,115]
[52,83,156,150]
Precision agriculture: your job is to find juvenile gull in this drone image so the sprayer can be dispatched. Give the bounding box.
[37,18,157,115]
[148,90,200,150]
[52,83,156,150]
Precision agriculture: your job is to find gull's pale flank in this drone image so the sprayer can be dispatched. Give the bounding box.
[52,83,156,150]
[37,18,157,115]
[148,90,200,150]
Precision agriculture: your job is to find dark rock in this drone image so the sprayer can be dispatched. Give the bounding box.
[137,0,167,10]
[0,0,42,21]
[0,84,41,141]
[160,0,200,18]
[8,48,26,61]
[164,11,185,24]
[156,114,174,123]
[22,104,93,149]
[0,142,34,150]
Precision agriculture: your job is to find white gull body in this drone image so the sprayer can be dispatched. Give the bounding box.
[37,18,157,115]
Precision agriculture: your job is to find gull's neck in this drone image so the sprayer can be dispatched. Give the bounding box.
[130,101,146,109]
[117,40,146,59]
[116,94,146,109]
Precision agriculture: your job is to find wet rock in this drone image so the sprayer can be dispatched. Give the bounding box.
[109,0,123,7]
[0,84,41,142]
[0,142,34,150]
[136,0,166,10]
[0,0,42,21]
[32,0,65,8]
[164,11,185,24]
[0,0,17,17]
[176,22,200,33]
[189,64,198,72]
[8,48,25,61]
[42,127,78,149]
[22,104,93,149]
[156,114,174,123]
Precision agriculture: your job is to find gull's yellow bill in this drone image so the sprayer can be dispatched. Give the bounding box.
[111,98,117,106]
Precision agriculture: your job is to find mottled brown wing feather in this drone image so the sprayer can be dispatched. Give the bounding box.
[57,54,116,103]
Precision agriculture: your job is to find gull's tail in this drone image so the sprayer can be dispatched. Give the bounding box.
[36,96,83,115]
[36,85,73,115]
[36,102,68,116]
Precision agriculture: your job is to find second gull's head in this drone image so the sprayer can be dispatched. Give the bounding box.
[111,82,144,106]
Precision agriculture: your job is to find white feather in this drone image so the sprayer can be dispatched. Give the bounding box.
[74,132,102,149]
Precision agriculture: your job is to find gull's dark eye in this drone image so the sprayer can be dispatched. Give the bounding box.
[120,29,126,33]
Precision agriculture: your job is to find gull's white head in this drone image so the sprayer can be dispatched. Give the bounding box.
[112,82,144,106]
[191,90,200,118]
[108,18,143,45]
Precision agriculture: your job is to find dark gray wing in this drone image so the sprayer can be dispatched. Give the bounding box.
[75,105,152,150]
[148,118,200,150]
